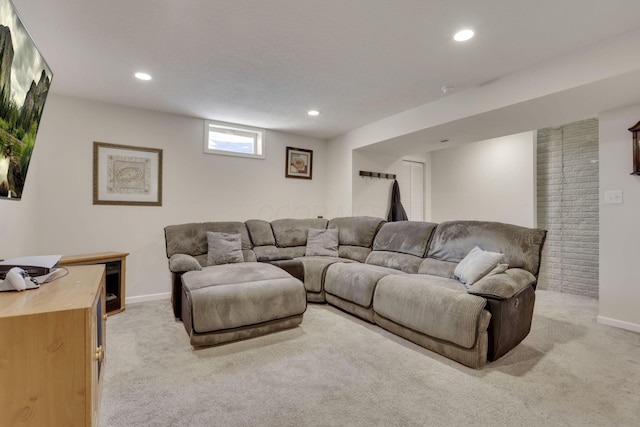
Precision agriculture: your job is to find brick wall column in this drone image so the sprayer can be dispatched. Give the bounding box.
[536,118,599,298]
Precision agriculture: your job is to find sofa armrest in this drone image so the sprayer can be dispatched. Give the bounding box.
[468,268,536,300]
[169,254,202,273]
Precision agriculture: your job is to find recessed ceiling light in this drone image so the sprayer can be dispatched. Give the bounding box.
[134,72,152,81]
[453,29,475,42]
[307,110,320,116]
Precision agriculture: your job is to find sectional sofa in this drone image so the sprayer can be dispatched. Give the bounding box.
[164,217,546,368]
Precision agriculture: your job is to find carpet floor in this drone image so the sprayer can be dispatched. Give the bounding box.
[99,290,640,426]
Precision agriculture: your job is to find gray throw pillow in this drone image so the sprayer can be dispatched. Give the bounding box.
[454,245,504,286]
[207,232,244,266]
[305,228,339,257]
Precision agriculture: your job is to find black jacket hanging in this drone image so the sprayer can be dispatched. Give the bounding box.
[387,179,408,222]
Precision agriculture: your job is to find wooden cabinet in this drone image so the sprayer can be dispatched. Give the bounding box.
[60,251,128,315]
[0,265,106,427]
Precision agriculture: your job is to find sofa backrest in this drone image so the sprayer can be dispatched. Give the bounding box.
[425,220,547,276]
[327,216,385,262]
[245,219,276,247]
[366,221,437,273]
[164,221,255,265]
[258,218,329,258]
[245,219,281,259]
[246,216,383,261]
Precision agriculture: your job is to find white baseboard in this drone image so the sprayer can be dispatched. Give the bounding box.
[126,292,171,305]
[597,316,640,334]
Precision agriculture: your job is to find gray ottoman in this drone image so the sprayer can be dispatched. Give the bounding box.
[181,262,307,347]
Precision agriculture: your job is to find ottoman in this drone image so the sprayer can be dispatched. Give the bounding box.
[181,262,307,347]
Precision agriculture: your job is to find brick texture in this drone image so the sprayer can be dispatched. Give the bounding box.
[536,118,599,298]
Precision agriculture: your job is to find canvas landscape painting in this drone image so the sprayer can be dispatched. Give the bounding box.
[0,0,52,200]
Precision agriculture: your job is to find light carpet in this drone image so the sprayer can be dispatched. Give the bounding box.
[99,290,640,426]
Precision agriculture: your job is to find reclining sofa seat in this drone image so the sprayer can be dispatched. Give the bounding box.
[418,220,547,362]
[374,220,545,367]
[324,221,437,322]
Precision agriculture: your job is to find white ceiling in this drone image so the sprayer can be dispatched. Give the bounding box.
[12,0,640,140]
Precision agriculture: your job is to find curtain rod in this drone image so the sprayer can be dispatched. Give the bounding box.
[359,170,396,180]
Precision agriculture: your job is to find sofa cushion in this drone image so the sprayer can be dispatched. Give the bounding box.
[372,221,437,257]
[418,258,457,279]
[305,228,339,257]
[278,246,307,259]
[182,262,292,290]
[252,245,282,260]
[271,218,328,248]
[297,256,356,293]
[207,232,244,266]
[454,246,504,286]
[365,251,424,273]
[327,216,385,248]
[245,219,276,246]
[364,221,437,273]
[338,246,372,263]
[373,275,489,349]
[403,274,468,292]
[427,221,547,276]
[324,263,406,308]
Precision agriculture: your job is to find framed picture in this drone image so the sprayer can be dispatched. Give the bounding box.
[93,142,163,206]
[286,146,313,179]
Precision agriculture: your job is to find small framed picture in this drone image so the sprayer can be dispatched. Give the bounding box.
[93,142,163,206]
[285,147,313,179]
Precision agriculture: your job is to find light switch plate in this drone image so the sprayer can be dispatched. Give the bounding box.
[604,190,623,204]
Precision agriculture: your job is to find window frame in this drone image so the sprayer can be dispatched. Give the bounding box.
[203,120,266,160]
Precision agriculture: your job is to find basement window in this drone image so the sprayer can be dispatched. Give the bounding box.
[204,120,266,159]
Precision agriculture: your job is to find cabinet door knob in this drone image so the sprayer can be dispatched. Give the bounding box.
[103,314,108,321]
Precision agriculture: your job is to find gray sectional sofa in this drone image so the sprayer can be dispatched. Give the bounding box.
[164,216,546,368]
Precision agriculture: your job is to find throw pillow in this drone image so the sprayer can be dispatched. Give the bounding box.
[206,232,244,266]
[305,228,339,257]
[454,246,504,286]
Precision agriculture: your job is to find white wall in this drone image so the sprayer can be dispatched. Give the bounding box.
[598,103,640,332]
[325,135,355,218]
[0,187,38,258]
[14,94,326,300]
[352,150,430,220]
[334,131,534,226]
[430,132,536,227]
